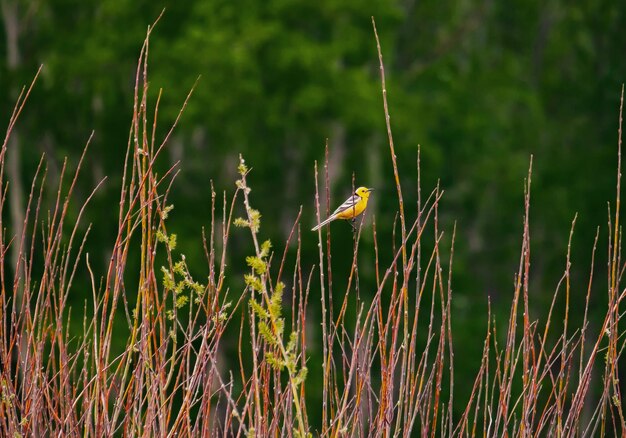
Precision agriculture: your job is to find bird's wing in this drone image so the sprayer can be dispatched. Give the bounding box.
[332,194,360,215]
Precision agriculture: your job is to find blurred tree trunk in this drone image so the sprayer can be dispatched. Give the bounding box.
[280,129,300,238]
[2,0,26,302]
[326,121,345,201]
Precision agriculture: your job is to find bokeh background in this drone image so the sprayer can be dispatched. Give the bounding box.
[2,0,625,427]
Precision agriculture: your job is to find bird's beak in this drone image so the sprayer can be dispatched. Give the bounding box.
[367,188,375,192]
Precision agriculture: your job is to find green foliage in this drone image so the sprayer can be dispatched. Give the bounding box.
[161,266,176,291]
[237,160,248,176]
[161,255,206,309]
[265,351,282,371]
[293,366,308,387]
[269,281,284,320]
[247,209,261,233]
[246,255,266,275]
[161,204,174,220]
[237,158,308,433]
[249,298,269,320]
[157,230,178,251]
[167,234,177,250]
[1,379,15,408]
[175,294,189,309]
[244,274,263,292]
[246,246,306,407]
[260,239,272,258]
[234,217,250,228]
[257,320,278,346]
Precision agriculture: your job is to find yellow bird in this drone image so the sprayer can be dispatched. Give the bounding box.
[312,186,374,231]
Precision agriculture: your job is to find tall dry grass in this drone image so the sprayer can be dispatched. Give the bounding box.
[0,20,624,437]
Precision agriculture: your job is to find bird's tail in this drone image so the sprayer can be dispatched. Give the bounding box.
[311,215,337,231]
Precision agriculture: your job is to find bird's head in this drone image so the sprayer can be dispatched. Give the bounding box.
[355,186,374,199]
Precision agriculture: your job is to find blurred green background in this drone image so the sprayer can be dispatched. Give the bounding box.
[2,0,625,426]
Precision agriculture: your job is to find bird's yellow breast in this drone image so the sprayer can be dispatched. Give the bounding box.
[335,197,368,220]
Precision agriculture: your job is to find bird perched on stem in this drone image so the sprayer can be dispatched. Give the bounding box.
[312,187,374,231]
